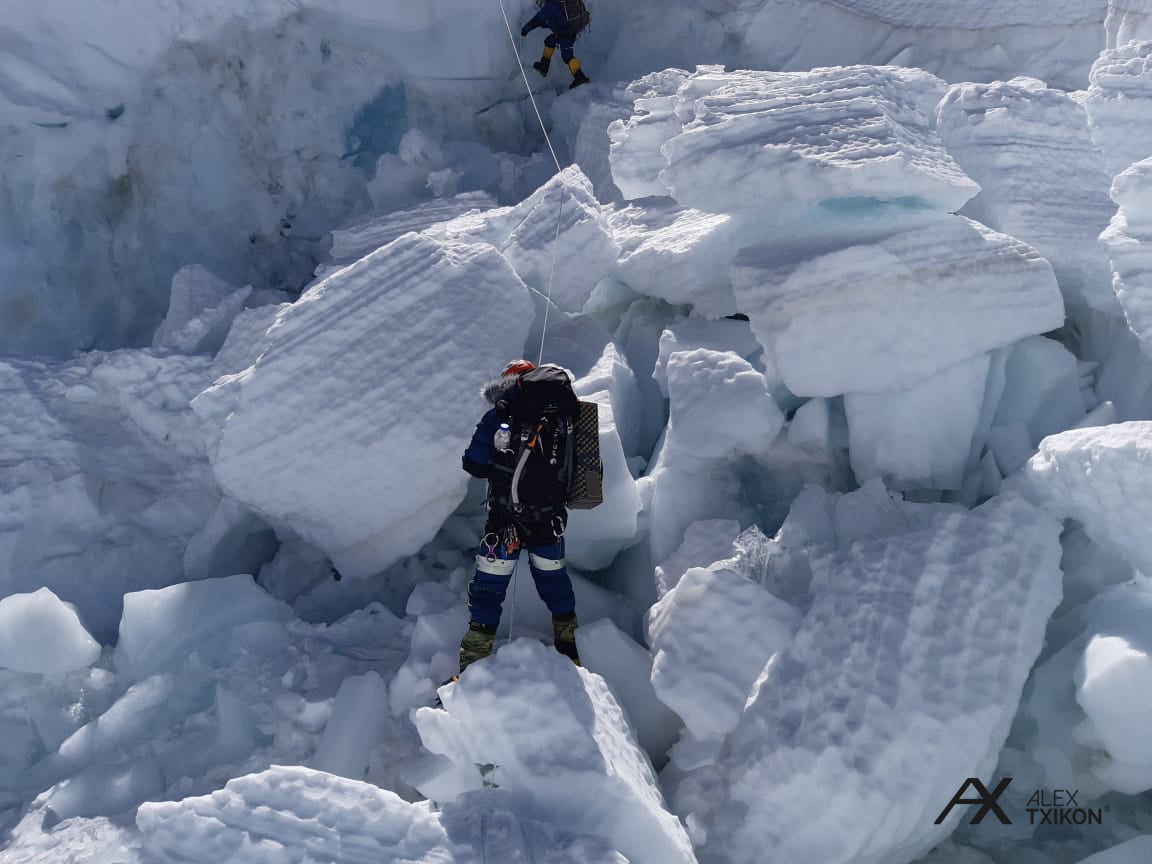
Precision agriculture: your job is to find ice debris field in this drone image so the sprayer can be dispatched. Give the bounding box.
[3,0,1152,862]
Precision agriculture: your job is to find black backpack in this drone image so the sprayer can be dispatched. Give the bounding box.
[489,365,601,518]
[558,0,591,38]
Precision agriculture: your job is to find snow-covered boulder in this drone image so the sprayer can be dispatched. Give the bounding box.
[114,575,293,680]
[0,588,100,675]
[937,78,1116,311]
[648,560,800,741]
[193,233,533,578]
[415,639,696,864]
[731,217,1065,396]
[151,265,252,355]
[611,65,974,214]
[1020,422,1152,572]
[676,492,1063,864]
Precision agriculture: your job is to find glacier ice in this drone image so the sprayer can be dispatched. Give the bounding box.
[0,588,100,675]
[937,78,1116,311]
[114,575,293,680]
[193,232,533,579]
[648,558,800,741]
[844,353,992,492]
[415,639,696,864]
[732,216,1065,396]
[1020,422,1152,573]
[611,65,974,213]
[151,265,253,356]
[676,492,1063,864]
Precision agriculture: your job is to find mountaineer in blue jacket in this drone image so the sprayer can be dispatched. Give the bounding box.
[456,359,580,674]
[520,0,592,89]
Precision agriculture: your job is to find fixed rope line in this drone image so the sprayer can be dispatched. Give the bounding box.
[494,0,568,366]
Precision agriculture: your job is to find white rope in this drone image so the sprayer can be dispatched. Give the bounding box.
[494,0,568,365]
[506,562,519,647]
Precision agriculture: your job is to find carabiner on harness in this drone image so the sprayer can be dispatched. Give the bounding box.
[482,532,501,563]
[551,515,566,540]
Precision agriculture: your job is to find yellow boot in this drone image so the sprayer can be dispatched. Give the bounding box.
[533,46,554,77]
[568,58,590,89]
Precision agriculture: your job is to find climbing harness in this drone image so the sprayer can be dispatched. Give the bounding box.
[495,0,568,365]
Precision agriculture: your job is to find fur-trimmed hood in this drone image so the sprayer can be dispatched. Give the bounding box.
[481,373,520,406]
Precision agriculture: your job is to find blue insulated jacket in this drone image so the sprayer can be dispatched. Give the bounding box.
[462,381,517,478]
[522,1,587,37]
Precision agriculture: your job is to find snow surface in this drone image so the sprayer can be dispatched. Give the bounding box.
[0,588,100,675]
[8,2,1152,862]
[676,490,1063,864]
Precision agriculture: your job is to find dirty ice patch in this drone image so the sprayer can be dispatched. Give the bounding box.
[0,588,100,675]
[193,234,533,578]
[415,639,696,864]
[732,216,1064,396]
[1020,422,1152,574]
[677,492,1063,864]
[937,78,1116,311]
[611,65,975,213]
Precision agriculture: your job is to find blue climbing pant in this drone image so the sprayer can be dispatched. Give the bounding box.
[544,32,577,64]
[468,534,575,629]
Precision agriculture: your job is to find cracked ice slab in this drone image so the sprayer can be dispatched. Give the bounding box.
[731,216,1065,396]
[192,233,532,578]
[610,65,978,214]
[677,491,1063,864]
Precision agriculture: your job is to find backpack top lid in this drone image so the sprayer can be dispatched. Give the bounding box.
[511,364,578,421]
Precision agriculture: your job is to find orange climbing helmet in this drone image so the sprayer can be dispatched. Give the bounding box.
[502,359,537,377]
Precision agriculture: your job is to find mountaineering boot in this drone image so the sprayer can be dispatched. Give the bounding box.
[553,613,580,665]
[568,58,590,89]
[533,47,554,77]
[459,621,497,672]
